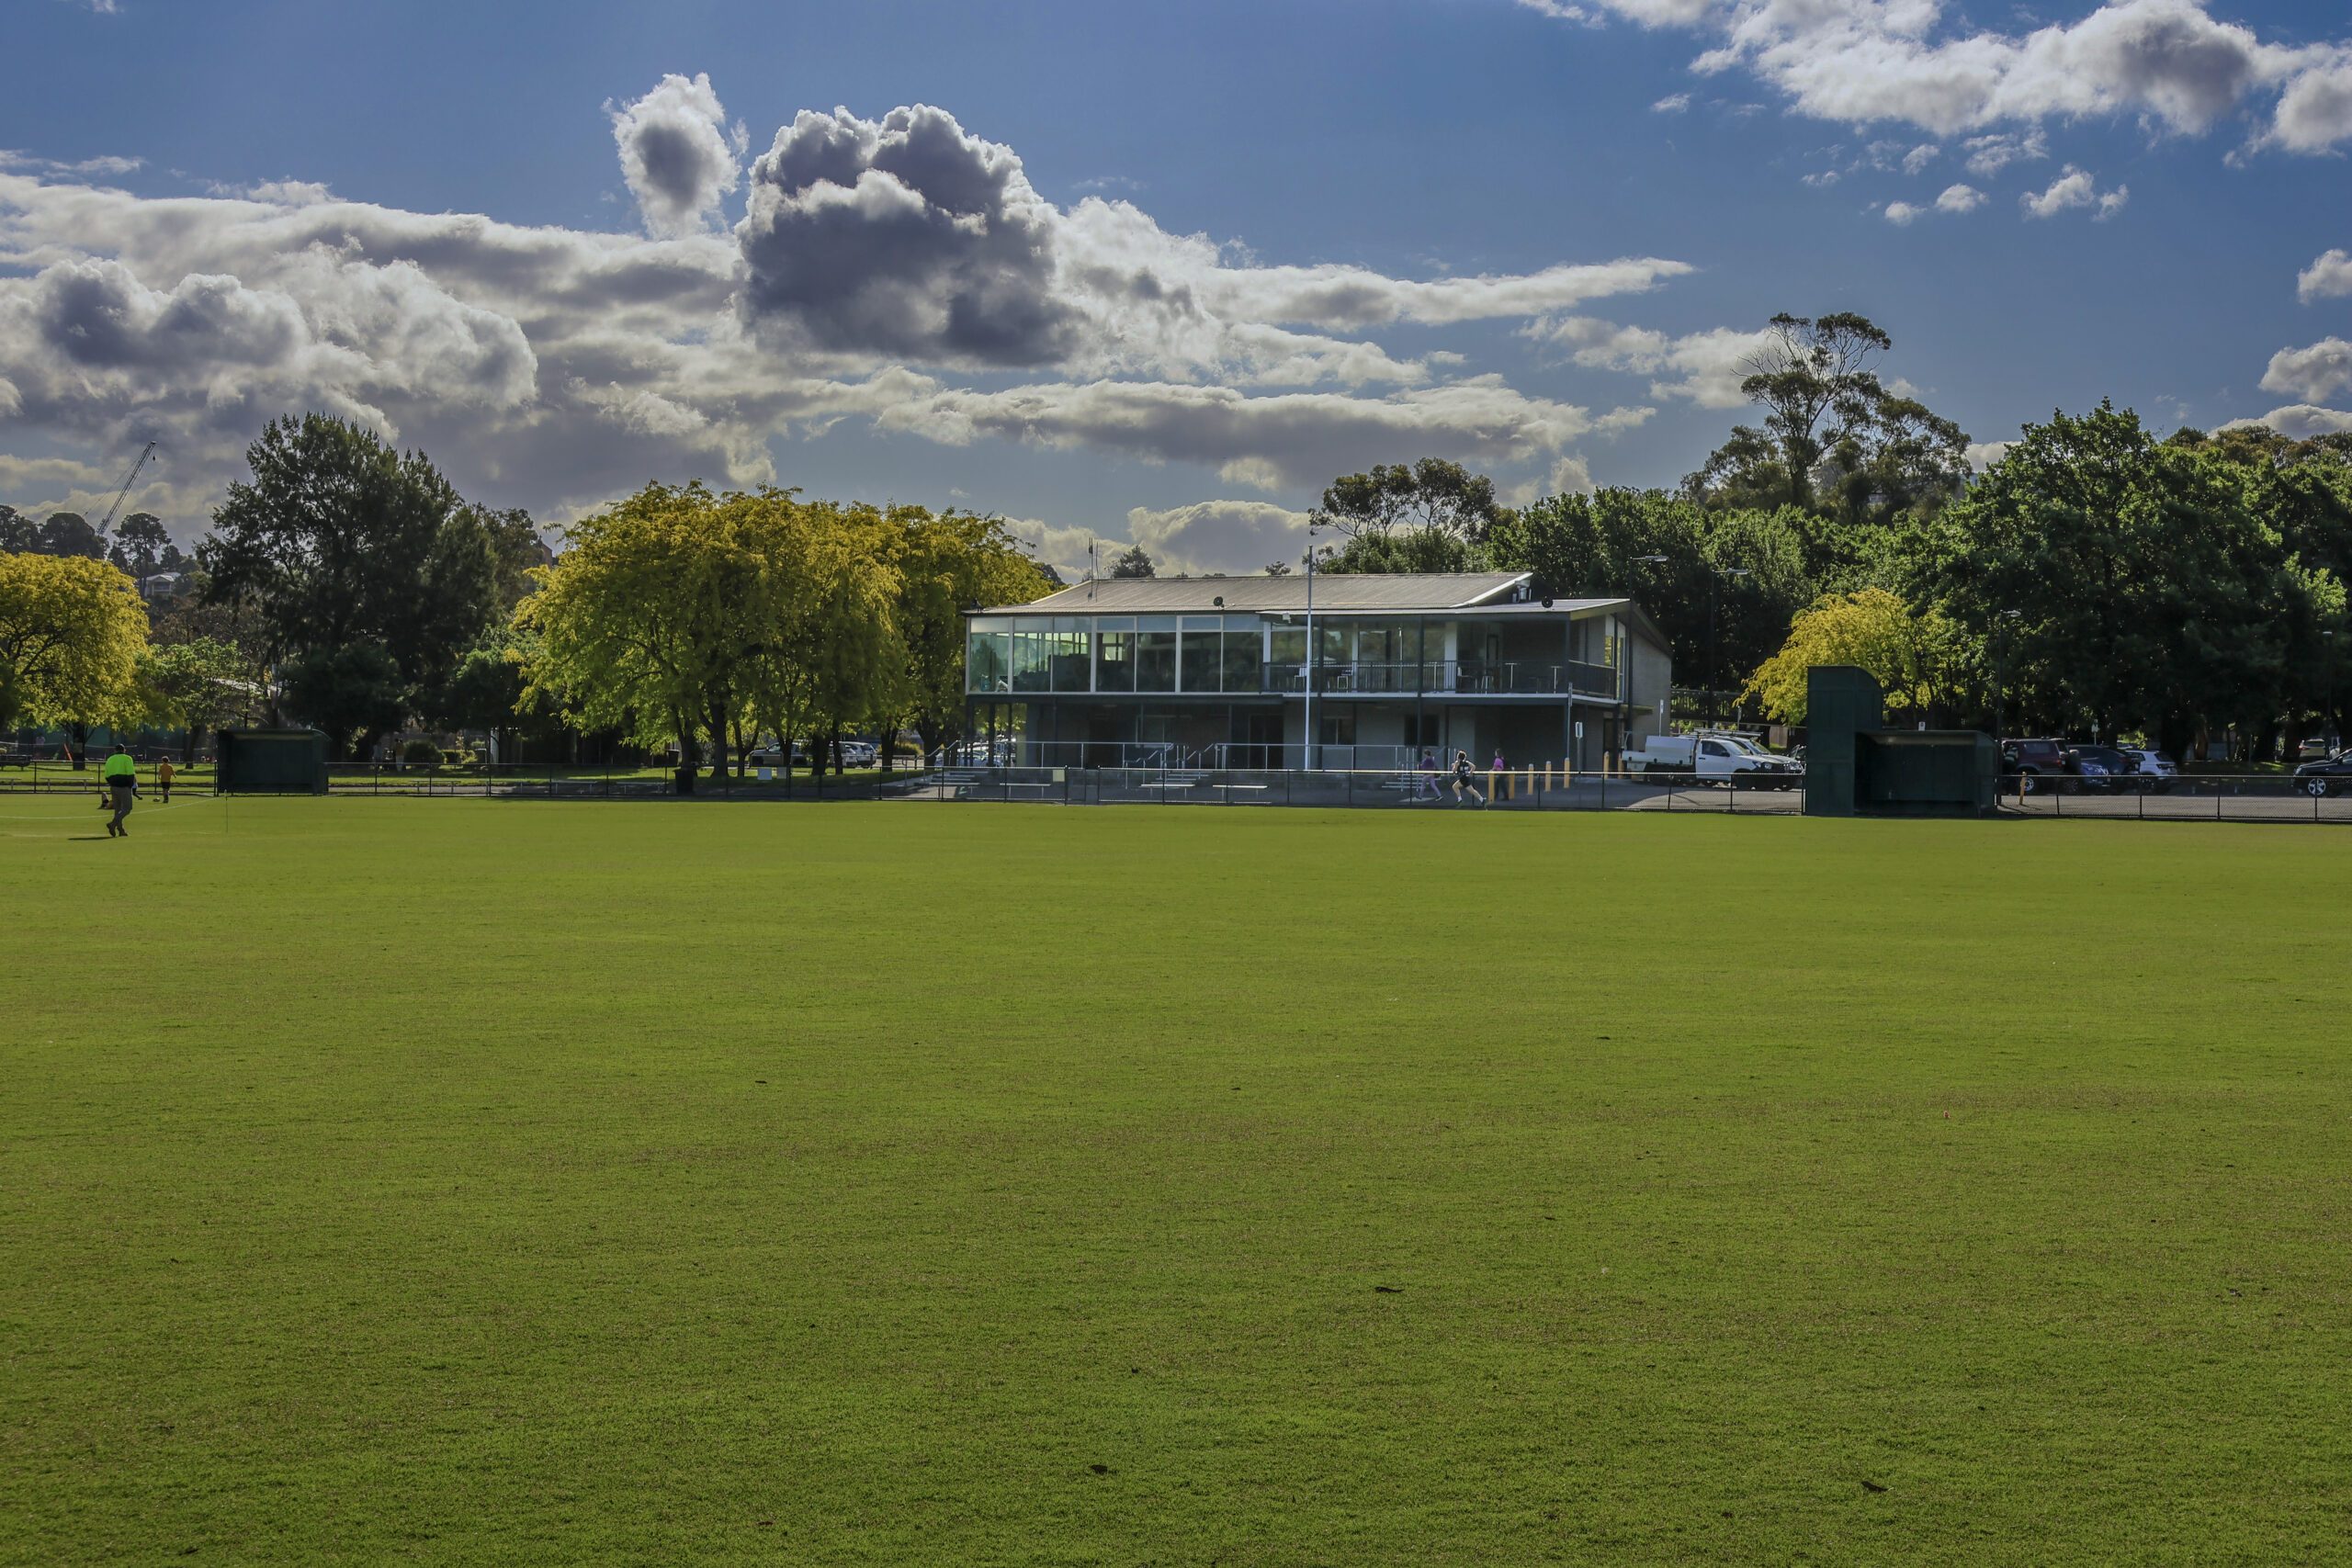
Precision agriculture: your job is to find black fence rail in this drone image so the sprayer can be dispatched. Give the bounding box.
[1998,773,2352,823]
[885,766,1810,813]
[12,759,2346,823]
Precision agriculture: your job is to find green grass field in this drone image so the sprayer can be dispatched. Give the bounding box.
[4,795,2347,1565]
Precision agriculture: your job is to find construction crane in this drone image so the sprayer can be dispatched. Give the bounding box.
[95,440,160,542]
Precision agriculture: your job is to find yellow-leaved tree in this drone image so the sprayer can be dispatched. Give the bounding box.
[865,508,1050,771]
[520,483,916,788]
[0,552,150,753]
[1744,588,1960,725]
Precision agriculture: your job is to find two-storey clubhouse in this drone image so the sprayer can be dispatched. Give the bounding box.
[963,570,1673,772]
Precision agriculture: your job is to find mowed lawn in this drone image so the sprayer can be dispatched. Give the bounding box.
[3,795,2348,1567]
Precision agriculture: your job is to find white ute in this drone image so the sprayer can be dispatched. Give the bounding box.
[1623,732,1802,788]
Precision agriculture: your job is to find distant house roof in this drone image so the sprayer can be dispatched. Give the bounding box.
[995,570,1545,615]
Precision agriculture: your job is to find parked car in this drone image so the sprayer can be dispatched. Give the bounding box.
[838,739,879,768]
[2293,748,2352,797]
[1999,738,2065,792]
[2114,747,2178,793]
[2061,744,2140,793]
[1623,731,1802,787]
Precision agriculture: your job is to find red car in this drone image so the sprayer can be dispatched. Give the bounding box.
[1999,738,2064,792]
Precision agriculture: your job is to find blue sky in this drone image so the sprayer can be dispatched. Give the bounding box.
[5,0,2349,574]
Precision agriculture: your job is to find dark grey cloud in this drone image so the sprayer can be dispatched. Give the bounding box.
[737,104,1078,367]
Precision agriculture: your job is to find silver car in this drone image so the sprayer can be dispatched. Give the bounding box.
[2114,747,2177,793]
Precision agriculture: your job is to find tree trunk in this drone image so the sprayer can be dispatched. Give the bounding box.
[707,695,731,792]
[730,716,749,778]
[674,712,697,795]
[2158,713,2195,773]
[185,723,204,765]
[829,722,842,776]
[69,722,87,770]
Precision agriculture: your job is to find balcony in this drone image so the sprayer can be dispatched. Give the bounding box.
[1267,660,1621,700]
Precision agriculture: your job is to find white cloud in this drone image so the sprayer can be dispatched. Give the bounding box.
[1653,93,1691,112]
[1964,440,2010,470]
[1529,316,1776,408]
[0,94,1690,535]
[1936,183,1984,212]
[735,103,1690,380]
[2020,165,2127,220]
[610,73,743,238]
[2260,338,2352,404]
[1962,130,2048,177]
[1902,143,1939,174]
[2235,404,2352,439]
[0,150,142,178]
[1125,499,1314,576]
[1884,200,1923,225]
[1503,453,1598,506]
[2298,248,2352,303]
[874,375,1620,491]
[1533,0,2352,153]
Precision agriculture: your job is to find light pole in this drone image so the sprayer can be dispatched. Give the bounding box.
[1302,522,1331,770]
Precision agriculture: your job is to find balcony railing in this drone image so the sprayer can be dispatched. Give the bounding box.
[1269,660,1621,699]
[972,658,1622,699]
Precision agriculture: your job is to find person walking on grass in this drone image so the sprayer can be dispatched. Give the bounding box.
[100,745,140,837]
[156,757,175,803]
[1451,749,1486,807]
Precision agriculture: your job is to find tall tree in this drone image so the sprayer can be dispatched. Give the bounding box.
[1687,312,1970,580]
[1109,543,1156,579]
[34,513,104,559]
[108,513,175,584]
[200,414,499,754]
[1491,488,1812,693]
[874,508,1050,768]
[142,637,254,762]
[0,552,149,752]
[1745,589,1962,725]
[1313,458,1509,572]
[1910,401,2328,760]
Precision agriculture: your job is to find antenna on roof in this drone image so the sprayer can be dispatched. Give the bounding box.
[1087,536,1096,602]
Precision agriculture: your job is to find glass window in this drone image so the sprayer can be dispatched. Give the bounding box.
[1095,630,1136,692]
[1316,624,1353,665]
[1049,626,1091,692]
[1182,615,1222,631]
[1136,615,1177,631]
[1180,630,1221,692]
[966,629,1010,693]
[1358,626,1393,665]
[1136,628,1177,692]
[1011,631,1051,692]
[1095,616,1134,633]
[1221,629,1261,692]
[1013,615,1052,632]
[1268,626,1306,692]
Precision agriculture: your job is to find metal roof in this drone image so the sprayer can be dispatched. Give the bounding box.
[992,571,1536,615]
